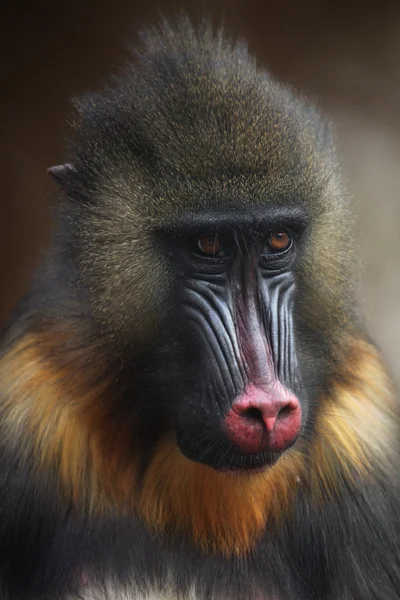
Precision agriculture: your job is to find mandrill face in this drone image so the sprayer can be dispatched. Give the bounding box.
[166,210,307,472]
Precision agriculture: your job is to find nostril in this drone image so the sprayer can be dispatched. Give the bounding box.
[243,406,264,423]
[278,404,293,419]
[237,402,296,424]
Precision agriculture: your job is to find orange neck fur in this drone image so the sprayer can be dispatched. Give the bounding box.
[0,332,397,555]
[139,437,303,554]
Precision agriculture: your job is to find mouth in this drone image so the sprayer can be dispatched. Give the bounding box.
[217,463,274,474]
[176,430,294,472]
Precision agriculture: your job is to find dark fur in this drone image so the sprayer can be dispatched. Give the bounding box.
[0,16,399,600]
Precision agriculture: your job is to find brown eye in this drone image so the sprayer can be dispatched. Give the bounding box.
[196,234,224,256]
[267,230,292,252]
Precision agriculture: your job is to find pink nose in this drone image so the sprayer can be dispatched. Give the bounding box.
[224,384,301,454]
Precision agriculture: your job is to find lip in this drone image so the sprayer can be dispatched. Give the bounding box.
[177,435,283,472]
[214,449,283,471]
[217,464,271,474]
[176,425,299,472]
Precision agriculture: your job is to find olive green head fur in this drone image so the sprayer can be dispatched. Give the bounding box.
[54,16,358,355]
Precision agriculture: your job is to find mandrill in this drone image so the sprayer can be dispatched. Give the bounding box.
[0,15,399,600]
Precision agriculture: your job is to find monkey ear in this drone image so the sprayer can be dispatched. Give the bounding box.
[47,163,76,188]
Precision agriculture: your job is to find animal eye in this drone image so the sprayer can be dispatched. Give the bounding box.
[196,234,226,257]
[264,230,292,253]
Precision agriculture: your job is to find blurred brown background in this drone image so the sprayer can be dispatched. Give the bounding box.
[1,0,399,376]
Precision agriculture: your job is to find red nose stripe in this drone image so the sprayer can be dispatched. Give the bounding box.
[224,384,301,454]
